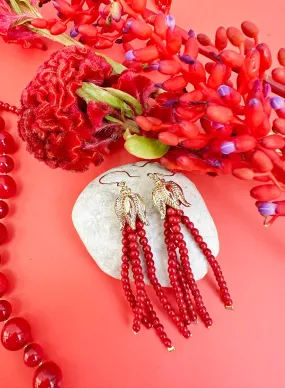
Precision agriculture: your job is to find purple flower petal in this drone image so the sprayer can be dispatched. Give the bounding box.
[220,141,236,154]
[257,202,277,216]
[270,96,285,110]
[217,85,231,97]
[165,15,175,30]
[125,50,135,61]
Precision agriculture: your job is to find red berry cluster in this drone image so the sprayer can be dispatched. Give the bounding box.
[34,0,285,225]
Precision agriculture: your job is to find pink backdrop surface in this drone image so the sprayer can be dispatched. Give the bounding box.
[1,0,285,387]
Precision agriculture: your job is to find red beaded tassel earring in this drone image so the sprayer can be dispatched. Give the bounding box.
[147,172,233,328]
[99,171,192,350]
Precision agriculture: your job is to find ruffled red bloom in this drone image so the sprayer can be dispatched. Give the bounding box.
[18,45,124,171]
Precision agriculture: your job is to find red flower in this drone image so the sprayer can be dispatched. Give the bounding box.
[0,0,46,50]
[19,46,124,171]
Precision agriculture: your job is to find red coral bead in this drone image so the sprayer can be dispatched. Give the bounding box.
[0,175,16,198]
[24,343,43,367]
[1,317,31,351]
[0,272,8,297]
[0,131,15,154]
[0,300,12,321]
[0,200,9,219]
[33,361,62,388]
[0,155,14,174]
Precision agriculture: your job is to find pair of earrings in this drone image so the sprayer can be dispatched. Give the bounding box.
[99,169,233,351]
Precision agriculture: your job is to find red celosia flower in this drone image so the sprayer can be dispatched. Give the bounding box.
[18,45,124,171]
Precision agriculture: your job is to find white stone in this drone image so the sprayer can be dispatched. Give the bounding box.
[72,162,219,287]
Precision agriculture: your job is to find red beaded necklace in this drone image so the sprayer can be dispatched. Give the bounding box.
[0,102,62,388]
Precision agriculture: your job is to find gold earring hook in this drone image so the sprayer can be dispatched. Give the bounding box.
[131,161,175,177]
[147,171,175,179]
[99,170,139,186]
[132,161,151,168]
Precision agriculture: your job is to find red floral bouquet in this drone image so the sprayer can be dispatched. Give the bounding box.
[2,0,285,226]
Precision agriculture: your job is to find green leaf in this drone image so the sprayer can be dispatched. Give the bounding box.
[104,88,143,115]
[105,115,123,124]
[77,83,134,118]
[95,53,126,75]
[124,133,170,159]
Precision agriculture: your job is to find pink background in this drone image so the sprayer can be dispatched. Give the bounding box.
[1,0,285,387]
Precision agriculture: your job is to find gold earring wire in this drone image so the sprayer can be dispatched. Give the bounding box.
[99,170,148,230]
[99,170,139,186]
[148,172,191,219]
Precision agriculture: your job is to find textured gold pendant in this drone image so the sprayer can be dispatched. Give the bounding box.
[148,173,191,219]
[114,182,148,230]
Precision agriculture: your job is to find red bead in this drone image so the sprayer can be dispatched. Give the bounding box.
[187,222,194,229]
[177,210,184,216]
[133,267,142,275]
[122,247,128,254]
[180,248,188,256]
[0,300,12,321]
[0,272,8,297]
[121,255,129,263]
[164,339,172,348]
[1,317,31,351]
[132,259,140,266]
[167,208,176,216]
[195,235,203,243]
[140,237,148,245]
[129,242,139,250]
[33,361,62,388]
[182,329,191,339]
[206,318,213,327]
[0,175,16,198]
[181,215,190,223]
[0,117,5,131]
[126,226,132,233]
[122,238,128,246]
[145,252,153,260]
[24,343,43,367]
[199,307,207,314]
[203,312,210,320]
[191,228,199,236]
[0,200,9,219]
[207,255,215,263]
[211,261,219,269]
[169,216,179,224]
[0,131,15,154]
[172,224,181,233]
[199,242,207,250]
[203,248,212,257]
[142,245,151,253]
[168,267,176,275]
[168,259,177,268]
[137,229,146,238]
[178,241,186,249]
[136,221,144,230]
[128,233,136,242]
[159,333,167,340]
[0,223,7,244]
[3,104,9,111]
[164,221,170,228]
